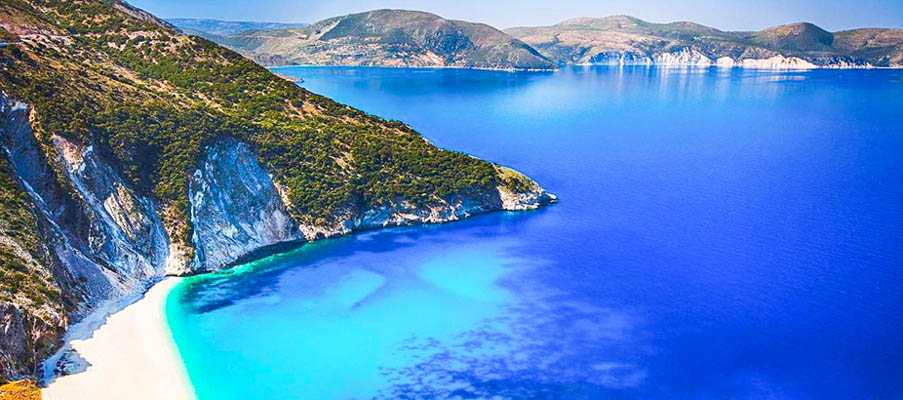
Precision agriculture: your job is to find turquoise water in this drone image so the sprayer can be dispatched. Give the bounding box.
[168,67,903,399]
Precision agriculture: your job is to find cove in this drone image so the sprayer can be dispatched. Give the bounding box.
[167,66,903,399]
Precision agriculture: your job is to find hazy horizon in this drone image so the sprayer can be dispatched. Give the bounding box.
[132,0,903,32]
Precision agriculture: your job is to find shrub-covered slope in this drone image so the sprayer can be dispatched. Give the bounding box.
[191,9,556,70]
[506,16,903,67]
[0,0,554,381]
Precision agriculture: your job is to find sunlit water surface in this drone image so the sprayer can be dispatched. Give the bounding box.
[167,66,903,399]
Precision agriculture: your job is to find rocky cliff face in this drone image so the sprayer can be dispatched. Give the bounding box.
[51,135,172,282]
[585,49,823,69]
[1,96,172,299]
[187,138,556,270]
[0,303,58,380]
[189,139,302,270]
[0,0,557,383]
[0,94,555,382]
[1,97,69,383]
[0,94,176,381]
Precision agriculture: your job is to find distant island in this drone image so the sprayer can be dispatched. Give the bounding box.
[506,15,903,68]
[171,10,903,69]
[170,10,557,70]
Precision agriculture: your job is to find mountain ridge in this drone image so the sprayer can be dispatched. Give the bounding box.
[178,11,903,69]
[505,15,903,68]
[172,9,556,69]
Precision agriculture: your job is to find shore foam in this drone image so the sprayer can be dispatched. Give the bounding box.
[43,278,195,400]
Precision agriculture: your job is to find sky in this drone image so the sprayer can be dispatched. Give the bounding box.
[130,0,903,32]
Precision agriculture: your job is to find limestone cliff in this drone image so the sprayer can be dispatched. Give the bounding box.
[188,139,302,270]
[0,94,554,382]
[0,0,556,383]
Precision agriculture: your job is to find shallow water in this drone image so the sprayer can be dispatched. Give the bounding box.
[168,66,903,399]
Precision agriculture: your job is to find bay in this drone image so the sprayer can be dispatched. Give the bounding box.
[167,66,903,399]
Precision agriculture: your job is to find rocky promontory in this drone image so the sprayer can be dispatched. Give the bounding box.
[0,0,554,383]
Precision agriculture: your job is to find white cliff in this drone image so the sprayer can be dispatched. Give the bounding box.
[189,139,302,270]
[0,92,557,382]
[586,50,825,69]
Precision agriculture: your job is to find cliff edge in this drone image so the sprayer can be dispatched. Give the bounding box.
[0,0,555,383]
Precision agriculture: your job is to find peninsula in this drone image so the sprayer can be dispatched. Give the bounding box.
[0,0,554,388]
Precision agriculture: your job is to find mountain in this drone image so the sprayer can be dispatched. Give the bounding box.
[166,18,308,36]
[505,16,903,68]
[199,9,556,69]
[182,12,903,70]
[0,0,554,382]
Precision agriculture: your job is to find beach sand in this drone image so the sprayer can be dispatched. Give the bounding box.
[42,278,195,400]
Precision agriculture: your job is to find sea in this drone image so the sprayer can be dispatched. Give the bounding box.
[166,66,903,399]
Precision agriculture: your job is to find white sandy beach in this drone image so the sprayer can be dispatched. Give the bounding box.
[43,278,196,400]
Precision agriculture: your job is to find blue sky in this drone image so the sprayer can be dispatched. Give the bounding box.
[131,0,903,31]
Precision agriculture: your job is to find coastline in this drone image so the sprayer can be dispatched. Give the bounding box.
[42,278,195,400]
[266,62,903,72]
[264,63,558,72]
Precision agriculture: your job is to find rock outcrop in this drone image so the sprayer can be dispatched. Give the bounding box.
[0,93,555,382]
[584,50,821,69]
[0,0,556,383]
[0,303,57,381]
[186,138,557,272]
[189,139,302,270]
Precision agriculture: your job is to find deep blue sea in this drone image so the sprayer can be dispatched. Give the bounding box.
[167,66,903,399]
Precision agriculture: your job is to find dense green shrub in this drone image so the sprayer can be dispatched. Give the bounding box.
[0,0,501,235]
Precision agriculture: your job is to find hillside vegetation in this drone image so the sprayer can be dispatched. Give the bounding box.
[0,0,553,381]
[180,12,903,69]
[505,15,903,66]
[0,0,516,236]
[172,9,556,69]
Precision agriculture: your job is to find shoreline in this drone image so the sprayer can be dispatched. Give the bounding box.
[265,63,903,72]
[42,278,195,400]
[32,199,557,398]
[265,64,558,72]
